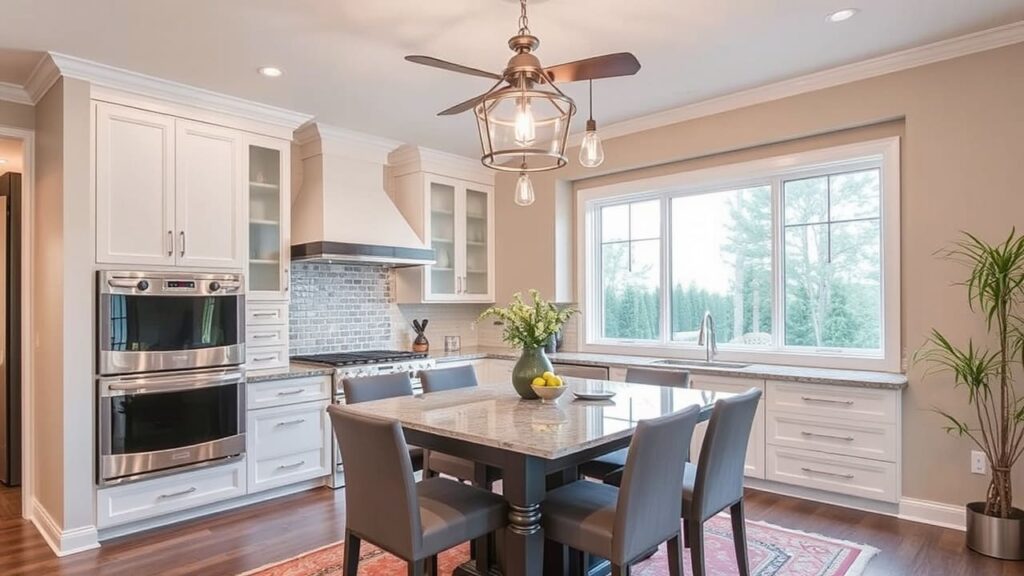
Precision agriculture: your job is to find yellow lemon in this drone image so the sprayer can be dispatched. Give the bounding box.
[542,371,555,380]
[532,377,547,387]
[551,375,563,387]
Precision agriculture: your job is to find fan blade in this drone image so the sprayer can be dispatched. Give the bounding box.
[405,55,501,80]
[438,92,489,116]
[544,52,641,83]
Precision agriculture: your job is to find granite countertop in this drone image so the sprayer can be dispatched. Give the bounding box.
[246,363,335,383]
[340,378,726,459]
[430,346,908,390]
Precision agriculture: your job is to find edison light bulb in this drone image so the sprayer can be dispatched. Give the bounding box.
[513,101,536,146]
[514,172,535,207]
[579,120,605,168]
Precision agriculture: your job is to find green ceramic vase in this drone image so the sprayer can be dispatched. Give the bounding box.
[511,346,553,400]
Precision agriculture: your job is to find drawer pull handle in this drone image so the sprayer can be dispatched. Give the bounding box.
[800,467,854,479]
[254,355,277,362]
[253,312,278,318]
[800,431,855,442]
[800,396,854,406]
[275,418,306,427]
[157,486,197,499]
[278,460,306,470]
[277,389,304,396]
[253,333,276,339]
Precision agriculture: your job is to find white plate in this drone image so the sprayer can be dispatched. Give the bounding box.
[573,390,616,400]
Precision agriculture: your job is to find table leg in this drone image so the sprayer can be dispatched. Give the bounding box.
[544,467,577,575]
[502,456,546,576]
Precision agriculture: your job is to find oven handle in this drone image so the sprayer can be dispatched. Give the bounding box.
[103,370,244,396]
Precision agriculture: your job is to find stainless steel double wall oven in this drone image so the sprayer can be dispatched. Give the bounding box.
[97,271,247,485]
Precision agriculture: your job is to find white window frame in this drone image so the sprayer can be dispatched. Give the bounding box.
[576,137,901,372]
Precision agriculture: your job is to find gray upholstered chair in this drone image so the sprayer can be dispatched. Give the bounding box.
[577,367,691,481]
[607,387,762,576]
[328,407,507,576]
[542,405,701,576]
[341,373,424,472]
[417,365,502,487]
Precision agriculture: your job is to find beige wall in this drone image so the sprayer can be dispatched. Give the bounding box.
[31,76,95,536]
[0,100,34,130]
[495,41,1024,506]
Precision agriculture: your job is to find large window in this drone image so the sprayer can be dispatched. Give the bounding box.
[581,139,900,369]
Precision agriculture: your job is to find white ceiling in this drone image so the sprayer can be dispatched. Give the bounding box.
[0,1,1022,156]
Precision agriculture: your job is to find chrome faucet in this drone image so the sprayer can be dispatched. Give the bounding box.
[696,311,718,363]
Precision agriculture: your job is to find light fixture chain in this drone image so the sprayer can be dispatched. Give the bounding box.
[518,0,530,35]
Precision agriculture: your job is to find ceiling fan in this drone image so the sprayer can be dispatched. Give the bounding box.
[405,0,640,206]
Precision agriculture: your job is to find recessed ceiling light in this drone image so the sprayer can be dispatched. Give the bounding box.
[258,66,283,78]
[826,8,859,23]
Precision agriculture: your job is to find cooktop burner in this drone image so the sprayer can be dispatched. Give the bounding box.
[291,350,429,367]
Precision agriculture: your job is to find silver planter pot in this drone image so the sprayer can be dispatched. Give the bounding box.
[966,502,1024,560]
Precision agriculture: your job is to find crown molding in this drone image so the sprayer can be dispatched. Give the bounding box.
[23,52,311,130]
[388,144,493,185]
[295,122,402,163]
[0,81,33,106]
[570,20,1024,146]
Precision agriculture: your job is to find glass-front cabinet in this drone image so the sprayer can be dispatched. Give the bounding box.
[245,136,290,300]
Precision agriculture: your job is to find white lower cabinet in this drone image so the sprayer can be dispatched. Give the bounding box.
[689,374,766,480]
[483,359,515,384]
[246,378,332,494]
[765,445,898,503]
[246,302,289,372]
[97,459,246,528]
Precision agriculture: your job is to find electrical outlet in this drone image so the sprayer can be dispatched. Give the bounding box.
[971,450,987,475]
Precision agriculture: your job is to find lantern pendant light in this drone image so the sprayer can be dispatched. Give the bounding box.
[579,80,605,168]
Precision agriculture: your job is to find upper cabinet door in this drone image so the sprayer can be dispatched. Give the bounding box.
[175,120,244,269]
[461,185,494,301]
[96,102,176,266]
[245,135,291,300]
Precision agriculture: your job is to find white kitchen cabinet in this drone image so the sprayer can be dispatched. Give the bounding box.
[95,102,245,269]
[390,146,496,303]
[95,102,177,266]
[688,374,766,480]
[245,135,291,300]
[482,358,515,385]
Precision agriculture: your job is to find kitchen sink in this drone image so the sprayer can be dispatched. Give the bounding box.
[650,359,750,369]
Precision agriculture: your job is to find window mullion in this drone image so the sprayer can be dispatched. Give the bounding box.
[660,194,672,345]
[772,176,784,351]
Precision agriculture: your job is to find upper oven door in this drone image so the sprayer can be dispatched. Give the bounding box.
[98,271,246,375]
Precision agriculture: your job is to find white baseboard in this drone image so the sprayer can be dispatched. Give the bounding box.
[30,499,100,557]
[898,497,966,531]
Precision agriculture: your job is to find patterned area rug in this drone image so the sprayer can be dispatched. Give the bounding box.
[243,515,878,576]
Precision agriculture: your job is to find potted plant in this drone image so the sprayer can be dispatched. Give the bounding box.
[479,290,576,399]
[918,230,1024,559]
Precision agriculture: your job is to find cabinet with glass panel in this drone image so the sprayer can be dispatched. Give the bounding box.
[390,147,495,303]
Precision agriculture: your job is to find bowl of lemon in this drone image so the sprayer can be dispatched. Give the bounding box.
[530,371,566,402]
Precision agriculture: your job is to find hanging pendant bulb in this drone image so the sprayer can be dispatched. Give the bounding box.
[514,172,535,206]
[513,99,536,146]
[579,79,605,168]
[579,119,605,168]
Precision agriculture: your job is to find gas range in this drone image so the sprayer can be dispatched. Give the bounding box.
[291,350,435,394]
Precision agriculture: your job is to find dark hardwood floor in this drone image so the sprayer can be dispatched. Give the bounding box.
[0,483,1018,575]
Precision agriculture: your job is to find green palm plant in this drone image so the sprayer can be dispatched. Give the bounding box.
[917,230,1024,518]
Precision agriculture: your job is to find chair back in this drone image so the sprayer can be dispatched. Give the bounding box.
[692,388,762,520]
[419,364,479,394]
[612,405,700,564]
[625,367,690,389]
[342,372,414,404]
[327,407,421,558]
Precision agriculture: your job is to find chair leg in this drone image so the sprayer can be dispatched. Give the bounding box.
[611,563,630,576]
[731,501,751,576]
[428,555,439,576]
[688,520,706,576]
[667,533,683,576]
[407,559,426,576]
[343,531,360,576]
[682,519,690,548]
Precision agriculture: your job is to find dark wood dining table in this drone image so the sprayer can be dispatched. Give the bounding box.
[340,376,729,576]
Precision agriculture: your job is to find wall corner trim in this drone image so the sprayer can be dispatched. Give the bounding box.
[0,81,33,105]
[568,20,1024,146]
[898,497,967,531]
[30,499,101,557]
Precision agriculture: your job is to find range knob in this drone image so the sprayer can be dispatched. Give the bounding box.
[209,281,221,292]
[136,280,150,292]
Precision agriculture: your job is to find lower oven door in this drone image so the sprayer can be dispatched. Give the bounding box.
[99,367,246,485]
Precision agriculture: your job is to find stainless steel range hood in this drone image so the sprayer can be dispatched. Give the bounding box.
[291,123,435,267]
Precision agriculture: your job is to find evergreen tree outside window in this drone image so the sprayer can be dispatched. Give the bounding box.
[600,200,661,340]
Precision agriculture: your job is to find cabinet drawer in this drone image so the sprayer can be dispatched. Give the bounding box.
[97,460,246,528]
[247,346,288,371]
[248,374,332,410]
[765,445,897,503]
[766,413,896,462]
[249,403,327,459]
[251,448,329,491]
[247,325,287,348]
[247,302,288,325]
[766,381,897,424]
